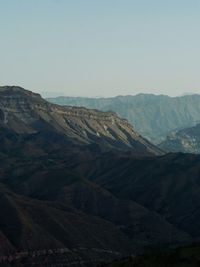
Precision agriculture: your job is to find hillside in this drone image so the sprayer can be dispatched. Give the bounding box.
[0,132,194,266]
[160,123,200,153]
[75,152,200,240]
[104,244,200,267]
[47,94,200,143]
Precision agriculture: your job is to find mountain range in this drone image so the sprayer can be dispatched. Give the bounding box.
[47,94,200,144]
[1,86,200,266]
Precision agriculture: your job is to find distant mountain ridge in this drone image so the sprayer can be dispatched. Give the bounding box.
[47,93,200,143]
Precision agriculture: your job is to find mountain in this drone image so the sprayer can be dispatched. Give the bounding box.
[1,86,200,266]
[47,94,200,143]
[0,86,161,155]
[160,123,200,154]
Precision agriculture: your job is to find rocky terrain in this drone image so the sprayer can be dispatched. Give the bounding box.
[0,86,200,266]
[160,123,200,154]
[47,94,200,143]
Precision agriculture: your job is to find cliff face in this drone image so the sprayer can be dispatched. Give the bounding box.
[0,86,162,155]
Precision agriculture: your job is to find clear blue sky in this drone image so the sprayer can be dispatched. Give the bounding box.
[0,0,200,97]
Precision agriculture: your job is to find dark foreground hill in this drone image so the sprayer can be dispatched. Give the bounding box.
[0,130,191,266]
[0,87,200,266]
[1,138,200,266]
[104,244,200,267]
[48,94,200,143]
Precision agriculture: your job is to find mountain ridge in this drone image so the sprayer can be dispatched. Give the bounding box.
[47,93,200,143]
[0,86,162,155]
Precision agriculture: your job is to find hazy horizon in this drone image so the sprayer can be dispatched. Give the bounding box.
[41,90,200,98]
[1,0,200,97]
[1,84,199,98]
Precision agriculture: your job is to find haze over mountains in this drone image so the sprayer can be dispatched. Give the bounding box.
[1,86,200,266]
[48,94,200,145]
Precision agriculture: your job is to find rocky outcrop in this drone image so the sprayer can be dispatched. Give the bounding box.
[160,123,200,153]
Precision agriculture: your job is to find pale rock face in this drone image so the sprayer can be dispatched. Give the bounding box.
[0,86,162,154]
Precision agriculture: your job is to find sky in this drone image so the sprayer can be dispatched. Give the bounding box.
[0,0,200,97]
